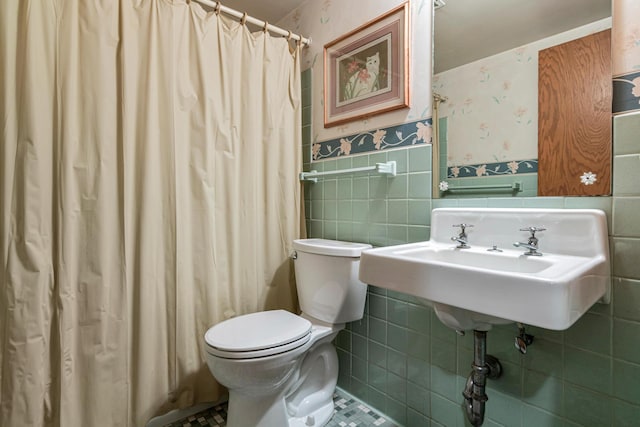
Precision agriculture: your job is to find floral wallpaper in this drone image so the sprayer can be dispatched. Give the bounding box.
[612,0,640,76]
[612,0,640,114]
[312,119,432,161]
[433,18,611,171]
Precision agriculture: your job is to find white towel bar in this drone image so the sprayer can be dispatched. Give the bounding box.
[441,181,522,192]
[299,161,397,183]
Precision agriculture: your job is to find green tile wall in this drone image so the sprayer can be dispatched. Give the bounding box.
[302,70,640,425]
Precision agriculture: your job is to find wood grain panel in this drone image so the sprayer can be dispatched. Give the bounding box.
[538,29,611,196]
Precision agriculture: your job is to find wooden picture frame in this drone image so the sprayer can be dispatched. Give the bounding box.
[323,2,410,128]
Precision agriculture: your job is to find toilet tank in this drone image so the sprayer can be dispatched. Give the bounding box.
[292,239,372,324]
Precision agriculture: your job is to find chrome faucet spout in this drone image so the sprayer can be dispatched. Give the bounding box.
[452,236,469,248]
[452,223,473,249]
[513,241,542,256]
[513,242,537,251]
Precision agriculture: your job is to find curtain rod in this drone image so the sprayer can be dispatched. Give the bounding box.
[190,0,311,47]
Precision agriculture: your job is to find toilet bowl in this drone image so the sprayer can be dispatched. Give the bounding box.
[204,239,371,427]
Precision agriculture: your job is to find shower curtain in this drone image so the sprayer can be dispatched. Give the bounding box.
[0,1,302,425]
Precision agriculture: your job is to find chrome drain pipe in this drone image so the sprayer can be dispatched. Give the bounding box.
[463,330,502,426]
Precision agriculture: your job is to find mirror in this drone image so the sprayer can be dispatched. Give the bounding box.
[432,0,612,197]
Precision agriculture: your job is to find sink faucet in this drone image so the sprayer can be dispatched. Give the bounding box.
[513,226,546,256]
[451,223,473,249]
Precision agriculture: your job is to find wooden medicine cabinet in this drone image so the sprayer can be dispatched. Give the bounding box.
[538,29,612,196]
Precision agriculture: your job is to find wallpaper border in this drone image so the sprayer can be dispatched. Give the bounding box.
[447,159,539,178]
[613,71,640,115]
[312,118,432,161]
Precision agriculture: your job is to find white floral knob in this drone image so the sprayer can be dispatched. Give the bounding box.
[439,181,449,191]
[580,172,597,186]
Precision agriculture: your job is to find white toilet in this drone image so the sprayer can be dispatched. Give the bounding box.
[204,238,372,427]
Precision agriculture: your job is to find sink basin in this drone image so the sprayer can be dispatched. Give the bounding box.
[359,208,610,330]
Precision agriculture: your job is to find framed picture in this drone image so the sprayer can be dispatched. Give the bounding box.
[323,2,410,128]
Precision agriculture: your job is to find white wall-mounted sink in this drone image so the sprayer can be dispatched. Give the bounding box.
[358,208,610,331]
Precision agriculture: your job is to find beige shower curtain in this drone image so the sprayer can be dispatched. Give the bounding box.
[0,0,302,425]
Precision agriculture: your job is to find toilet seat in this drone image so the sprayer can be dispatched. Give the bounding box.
[205,310,312,359]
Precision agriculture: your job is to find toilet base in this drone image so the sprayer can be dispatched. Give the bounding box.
[288,400,334,427]
[227,394,334,427]
[224,340,339,427]
[226,389,290,427]
[226,391,334,427]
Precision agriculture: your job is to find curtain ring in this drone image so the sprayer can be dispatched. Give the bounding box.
[214,2,221,15]
[240,12,247,25]
[262,21,269,33]
[286,30,292,41]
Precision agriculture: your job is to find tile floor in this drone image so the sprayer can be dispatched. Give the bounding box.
[163,389,398,427]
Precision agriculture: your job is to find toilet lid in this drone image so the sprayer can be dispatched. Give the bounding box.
[204,310,312,358]
[293,238,372,257]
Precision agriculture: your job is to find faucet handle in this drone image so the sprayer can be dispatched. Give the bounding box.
[453,223,474,232]
[519,226,546,236]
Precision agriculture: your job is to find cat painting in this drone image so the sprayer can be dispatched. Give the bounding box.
[343,52,381,101]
